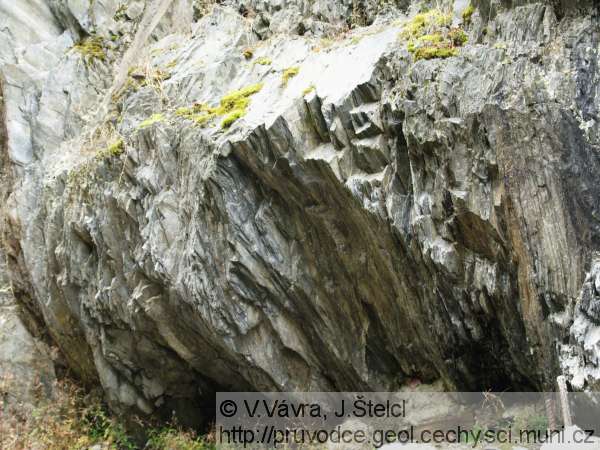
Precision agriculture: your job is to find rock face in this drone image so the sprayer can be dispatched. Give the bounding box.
[0,0,599,425]
[0,248,56,410]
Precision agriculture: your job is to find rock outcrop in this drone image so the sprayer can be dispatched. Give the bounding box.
[0,0,599,425]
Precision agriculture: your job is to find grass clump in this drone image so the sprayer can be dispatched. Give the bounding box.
[400,8,467,61]
[0,375,216,449]
[253,56,272,66]
[113,67,171,102]
[146,426,213,450]
[73,36,107,65]
[0,377,136,449]
[281,67,300,87]
[174,83,263,129]
[139,113,165,129]
[462,4,475,23]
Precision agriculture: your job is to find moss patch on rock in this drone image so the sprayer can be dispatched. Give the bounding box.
[174,83,263,129]
[462,4,475,23]
[139,113,165,129]
[95,139,124,160]
[281,67,300,87]
[302,84,316,96]
[253,57,272,66]
[400,9,468,61]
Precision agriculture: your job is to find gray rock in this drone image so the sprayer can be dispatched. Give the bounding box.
[0,0,599,427]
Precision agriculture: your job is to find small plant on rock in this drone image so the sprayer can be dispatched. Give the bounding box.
[399,8,468,61]
[174,83,264,129]
[139,113,165,129]
[253,56,272,66]
[95,138,124,160]
[72,36,107,65]
[302,84,316,96]
[462,4,475,23]
[281,67,300,87]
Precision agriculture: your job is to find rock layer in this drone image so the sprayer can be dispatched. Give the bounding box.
[0,0,599,425]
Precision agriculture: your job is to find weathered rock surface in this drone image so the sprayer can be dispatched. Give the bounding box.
[0,0,599,425]
[0,250,56,410]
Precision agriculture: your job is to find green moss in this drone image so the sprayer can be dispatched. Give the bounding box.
[242,48,254,59]
[73,36,106,64]
[462,4,475,23]
[175,103,209,118]
[399,9,452,40]
[174,83,263,129]
[399,8,467,61]
[95,139,124,160]
[221,110,245,129]
[219,83,262,110]
[448,28,468,46]
[414,45,458,60]
[281,67,300,86]
[418,33,444,44]
[253,57,272,66]
[302,84,316,96]
[193,113,216,126]
[138,113,165,129]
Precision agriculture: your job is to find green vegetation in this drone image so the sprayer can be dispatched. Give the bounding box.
[281,66,300,86]
[95,138,124,160]
[221,110,244,128]
[114,3,128,21]
[139,113,165,129]
[174,83,263,129]
[0,376,215,449]
[399,9,468,61]
[399,9,452,40]
[253,56,272,66]
[73,36,107,64]
[242,48,254,59]
[147,427,214,450]
[448,28,468,46]
[462,4,475,23]
[216,83,263,128]
[414,45,458,60]
[302,84,316,96]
